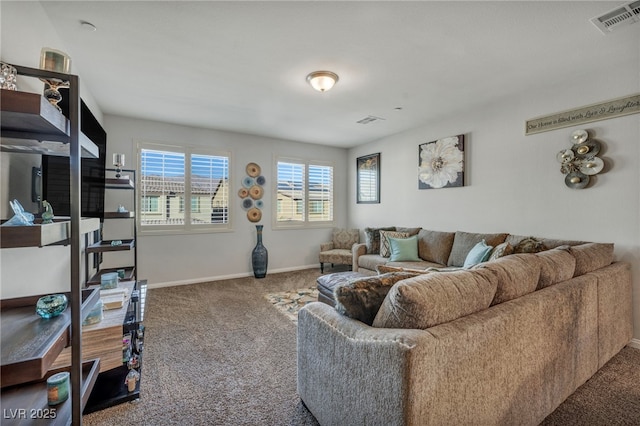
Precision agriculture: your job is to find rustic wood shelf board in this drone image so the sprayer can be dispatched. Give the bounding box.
[103,211,135,219]
[88,266,135,285]
[0,289,100,388]
[87,239,135,253]
[1,359,100,425]
[0,218,100,249]
[105,178,134,189]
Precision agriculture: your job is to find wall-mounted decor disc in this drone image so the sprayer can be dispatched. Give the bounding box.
[571,129,588,144]
[238,187,249,198]
[242,198,254,210]
[256,175,266,186]
[255,200,264,209]
[249,185,264,200]
[565,171,589,189]
[572,140,600,157]
[556,149,574,163]
[578,157,604,175]
[242,176,255,188]
[247,207,262,222]
[246,163,261,177]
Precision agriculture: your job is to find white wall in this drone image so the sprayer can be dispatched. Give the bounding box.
[0,1,104,299]
[103,115,348,287]
[348,60,640,343]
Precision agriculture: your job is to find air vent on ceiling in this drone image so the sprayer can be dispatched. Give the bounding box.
[590,0,640,34]
[356,115,385,125]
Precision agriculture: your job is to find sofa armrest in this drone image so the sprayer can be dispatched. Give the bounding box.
[320,242,334,252]
[352,243,367,272]
[297,302,430,426]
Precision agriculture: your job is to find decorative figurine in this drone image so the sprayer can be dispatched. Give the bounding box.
[125,369,140,392]
[41,200,54,224]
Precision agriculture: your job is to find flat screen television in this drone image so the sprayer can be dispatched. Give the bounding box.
[41,100,107,219]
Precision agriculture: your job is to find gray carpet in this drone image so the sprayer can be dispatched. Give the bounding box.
[83,268,640,425]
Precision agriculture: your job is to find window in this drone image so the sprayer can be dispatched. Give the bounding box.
[276,159,333,227]
[139,143,230,233]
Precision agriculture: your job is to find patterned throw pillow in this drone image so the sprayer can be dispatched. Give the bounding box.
[379,230,410,257]
[364,227,395,254]
[513,237,547,254]
[333,272,419,325]
[488,242,514,261]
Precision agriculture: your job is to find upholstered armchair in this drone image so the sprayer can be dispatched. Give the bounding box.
[319,228,360,273]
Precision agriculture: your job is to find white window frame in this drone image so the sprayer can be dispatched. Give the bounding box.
[273,156,334,229]
[137,141,232,235]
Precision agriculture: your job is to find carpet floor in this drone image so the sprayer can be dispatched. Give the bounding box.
[83,268,640,425]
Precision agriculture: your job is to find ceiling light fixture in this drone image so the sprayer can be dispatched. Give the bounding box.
[306,71,339,92]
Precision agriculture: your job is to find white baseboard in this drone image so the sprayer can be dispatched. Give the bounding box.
[146,264,319,290]
[629,338,640,349]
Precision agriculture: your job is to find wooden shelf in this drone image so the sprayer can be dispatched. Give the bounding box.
[0,218,100,248]
[1,359,101,425]
[51,282,136,373]
[87,266,135,285]
[1,288,100,388]
[105,177,134,189]
[0,90,99,158]
[103,211,135,219]
[86,239,135,253]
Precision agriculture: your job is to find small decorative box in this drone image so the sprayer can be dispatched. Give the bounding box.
[47,372,70,405]
[83,299,103,325]
[100,272,118,289]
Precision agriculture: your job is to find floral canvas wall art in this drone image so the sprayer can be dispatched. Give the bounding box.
[418,135,464,189]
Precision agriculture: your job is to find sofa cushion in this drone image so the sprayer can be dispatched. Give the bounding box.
[364,227,395,254]
[569,243,614,276]
[395,226,421,236]
[385,260,444,270]
[388,236,421,262]
[417,229,455,265]
[463,240,493,268]
[332,228,360,250]
[474,253,542,305]
[488,241,514,262]
[535,247,576,289]
[379,230,410,257]
[358,254,388,273]
[333,272,419,325]
[447,231,508,267]
[372,269,497,329]
[377,264,431,274]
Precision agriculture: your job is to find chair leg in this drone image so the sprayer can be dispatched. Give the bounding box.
[320,263,324,273]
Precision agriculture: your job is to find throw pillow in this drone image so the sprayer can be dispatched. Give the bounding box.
[333,272,419,325]
[388,236,421,262]
[487,242,513,262]
[463,240,493,268]
[372,269,498,329]
[447,231,508,267]
[513,237,547,254]
[364,227,395,254]
[417,229,456,265]
[376,264,430,274]
[379,230,410,257]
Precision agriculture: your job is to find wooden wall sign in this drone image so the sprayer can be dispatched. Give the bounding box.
[525,93,640,135]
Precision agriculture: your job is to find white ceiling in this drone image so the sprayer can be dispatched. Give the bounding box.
[38,1,639,148]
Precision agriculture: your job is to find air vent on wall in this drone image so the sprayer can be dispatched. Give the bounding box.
[590,0,640,34]
[356,115,385,124]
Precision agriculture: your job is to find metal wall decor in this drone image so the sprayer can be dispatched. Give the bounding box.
[238,162,266,222]
[557,129,605,189]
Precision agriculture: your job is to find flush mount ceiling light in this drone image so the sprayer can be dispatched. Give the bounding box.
[306,71,339,92]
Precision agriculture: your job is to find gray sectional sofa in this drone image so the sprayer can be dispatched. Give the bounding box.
[297,228,633,426]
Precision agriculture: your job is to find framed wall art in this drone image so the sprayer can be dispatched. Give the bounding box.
[418,134,464,189]
[357,153,380,203]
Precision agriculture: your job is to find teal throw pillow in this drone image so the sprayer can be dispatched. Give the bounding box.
[388,236,421,262]
[463,239,493,268]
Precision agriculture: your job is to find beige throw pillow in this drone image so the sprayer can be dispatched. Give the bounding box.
[379,230,410,258]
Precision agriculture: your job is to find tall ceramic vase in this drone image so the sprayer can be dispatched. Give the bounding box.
[252,225,268,278]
